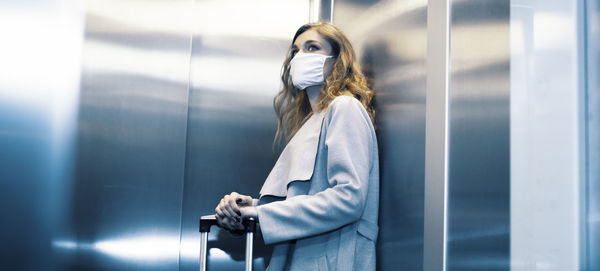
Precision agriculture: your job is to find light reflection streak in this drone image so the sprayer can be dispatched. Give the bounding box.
[53,236,256,265]
[209,247,233,261]
[533,13,575,51]
[86,0,308,40]
[52,235,181,262]
[192,0,309,39]
[52,240,78,250]
[191,54,282,94]
[92,235,180,261]
[83,40,190,84]
[83,40,285,96]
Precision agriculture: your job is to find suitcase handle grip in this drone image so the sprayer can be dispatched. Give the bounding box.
[199,214,257,271]
[199,214,256,233]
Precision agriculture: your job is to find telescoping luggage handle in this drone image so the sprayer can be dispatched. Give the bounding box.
[199,215,257,271]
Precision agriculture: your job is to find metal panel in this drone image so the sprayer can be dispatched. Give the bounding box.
[0,1,84,270]
[177,1,309,270]
[586,0,600,269]
[333,1,428,270]
[511,0,587,270]
[447,1,510,270]
[66,1,192,270]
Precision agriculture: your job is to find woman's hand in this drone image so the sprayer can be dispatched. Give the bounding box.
[215,192,257,231]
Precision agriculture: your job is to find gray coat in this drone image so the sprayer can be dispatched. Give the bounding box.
[256,95,380,271]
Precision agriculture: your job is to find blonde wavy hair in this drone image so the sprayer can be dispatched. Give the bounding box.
[272,22,375,152]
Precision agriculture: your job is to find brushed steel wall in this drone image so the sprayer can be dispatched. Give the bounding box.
[178,1,308,271]
[511,1,589,269]
[336,0,510,270]
[447,1,510,270]
[71,1,311,271]
[333,1,428,270]
[2,1,595,270]
[68,1,192,270]
[0,1,84,270]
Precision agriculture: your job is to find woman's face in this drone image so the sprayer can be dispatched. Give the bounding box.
[292,29,336,78]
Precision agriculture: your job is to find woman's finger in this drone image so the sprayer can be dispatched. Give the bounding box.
[216,197,227,216]
[216,214,225,228]
[223,206,240,223]
[216,199,231,218]
[219,198,237,219]
[215,204,225,217]
[228,192,240,209]
[224,216,243,231]
[223,217,240,231]
[226,196,241,217]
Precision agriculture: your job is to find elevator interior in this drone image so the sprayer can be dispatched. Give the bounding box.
[0,0,597,270]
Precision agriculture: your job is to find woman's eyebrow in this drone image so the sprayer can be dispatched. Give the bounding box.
[292,39,320,50]
[305,39,320,45]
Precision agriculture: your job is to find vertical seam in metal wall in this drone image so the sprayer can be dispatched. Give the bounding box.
[178,1,195,269]
[581,0,591,269]
[423,0,450,270]
[309,0,319,23]
[443,1,450,269]
[330,0,335,23]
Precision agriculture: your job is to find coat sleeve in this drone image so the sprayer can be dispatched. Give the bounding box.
[256,97,375,245]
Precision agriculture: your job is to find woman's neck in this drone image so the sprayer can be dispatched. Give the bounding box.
[305,85,321,113]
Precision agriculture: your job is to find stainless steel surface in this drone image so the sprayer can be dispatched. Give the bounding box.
[333,1,428,270]
[68,1,192,270]
[245,232,254,271]
[200,232,208,271]
[424,0,449,270]
[0,1,84,270]
[313,0,333,22]
[2,1,595,270]
[511,1,588,270]
[587,0,599,269]
[322,0,334,22]
[447,1,510,270]
[310,0,321,22]
[177,1,308,270]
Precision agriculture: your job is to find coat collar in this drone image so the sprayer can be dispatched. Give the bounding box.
[259,110,327,198]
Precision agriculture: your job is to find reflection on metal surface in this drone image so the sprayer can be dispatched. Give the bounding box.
[423,0,449,270]
[177,1,308,271]
[6,1,595,270]
[511,1,589,270]
[587,1,600,270]
[93,235,180,261]
[447,1,510,270]
[69,1,192,270]
[0,1,84,270]
[310,0,321,22]
[334,1,427,270]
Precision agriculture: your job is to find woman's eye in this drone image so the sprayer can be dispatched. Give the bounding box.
[308,45,319,51]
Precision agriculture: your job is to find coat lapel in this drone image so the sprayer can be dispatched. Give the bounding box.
[259,110,326,198]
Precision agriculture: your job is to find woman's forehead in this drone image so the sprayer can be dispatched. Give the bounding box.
[293,29,326,47]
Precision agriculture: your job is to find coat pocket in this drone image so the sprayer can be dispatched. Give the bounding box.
[354,220,378,271]
[357,219,378,242]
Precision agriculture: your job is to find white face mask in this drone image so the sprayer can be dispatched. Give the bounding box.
[290,52,333,90]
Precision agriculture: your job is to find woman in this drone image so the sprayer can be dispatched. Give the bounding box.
[215,22,379,271]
